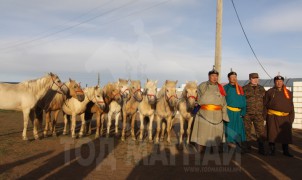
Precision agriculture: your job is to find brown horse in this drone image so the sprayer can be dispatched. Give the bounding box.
[121,80,143,141]
[138,79,157,142]
[155,80,178,144]
[36,79,85,137]
[85,82,122,139]
[177,81,198,146]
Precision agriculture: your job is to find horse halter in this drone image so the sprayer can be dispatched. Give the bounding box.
[132,88,142,101]
[74,83,84,95]
[187,95,198,101]
[89,88,105,105]
[165,89,178,102]
[50,76,65,93]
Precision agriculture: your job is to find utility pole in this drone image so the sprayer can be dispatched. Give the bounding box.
[215,0,223,82]
[97,72,100,86]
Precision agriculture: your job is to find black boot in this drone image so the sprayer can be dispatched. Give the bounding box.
[282,144,293,157]
[258,141,267,156]
[268,142,275,156]
[242,141,251,153]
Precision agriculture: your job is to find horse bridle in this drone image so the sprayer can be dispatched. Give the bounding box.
[132,88,142,101]
[165,88,178,102]
[50,76,64,92]
[88,88,105,105]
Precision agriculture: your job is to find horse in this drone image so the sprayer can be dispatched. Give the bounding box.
[84,82,122,139]
[62,86,105,138]
[0,72,67,140]
[177,81,198,147]
[36,78,85,137]
[106,78,130,137]
[121,80,143,141]
[155,80,178,144]
[138,79,158,142]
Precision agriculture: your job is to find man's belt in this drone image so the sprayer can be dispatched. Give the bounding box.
[268,109,289,116]
[227,106,241,112]
[200,104,222,111]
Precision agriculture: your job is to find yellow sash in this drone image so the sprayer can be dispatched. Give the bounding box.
[227,106,241,112]
[268,109,289,116]
[200,104,222,111]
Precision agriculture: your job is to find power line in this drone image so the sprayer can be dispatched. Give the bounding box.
[0,0,138,51]
[2,0,171,51]
[230,0,272,79]
[0,0,114,48]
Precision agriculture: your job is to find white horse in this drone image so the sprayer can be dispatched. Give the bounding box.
[138,79,158,142]
[106,79,130,137]
[0,73,67,140]
[155,80,178,145]
[62,86,105,138]
[177,81,198,146]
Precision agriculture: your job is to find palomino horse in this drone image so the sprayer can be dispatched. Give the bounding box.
[177,81,198,146]
[138,79,158,142]
[0,73,67,140]
[62,86,105,138]
[36,79,85,137]
[106,78,130,137]
[155,80,178,144]
[121,80,143,141]
[84,82,122,139]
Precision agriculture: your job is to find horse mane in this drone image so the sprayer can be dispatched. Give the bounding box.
[20,74,52,93]
[103,82,115,97]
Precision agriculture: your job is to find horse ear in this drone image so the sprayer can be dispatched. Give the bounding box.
[69,78,72,82]
[147,78,149,82]
[186,80,188,84]
[165,80,168,85]
[175,80,178,84]
[49,72,54,76]
[155,80,158,85]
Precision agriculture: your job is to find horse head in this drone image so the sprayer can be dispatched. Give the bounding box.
[118,78,130,100]
[64,78,85,102]
[130,80,143,102]
[164,80,178,107]
[48,72,68,95]
[144,79,158,105]
[182,81,198,110]
[85,86,106,109]
[103,82,122,104]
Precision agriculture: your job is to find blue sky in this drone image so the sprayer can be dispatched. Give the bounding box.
[0,0,301,86]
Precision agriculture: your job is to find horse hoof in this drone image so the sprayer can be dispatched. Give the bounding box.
[106,134,110,138]
[79,134,84,138]
[34,135,40,140]
[121,137,125,142]
[132,137,136,141]
[160,138,164,142]
[178,144,184,150]
[148,139,154,143]
[72,135,77,139]
[52,133,57,137]
[22,136,28,141]
[63,132,68,135]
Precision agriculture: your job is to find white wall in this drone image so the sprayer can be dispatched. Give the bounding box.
[293,82,302,129]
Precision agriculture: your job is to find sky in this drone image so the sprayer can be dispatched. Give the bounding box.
[0,0,301,87]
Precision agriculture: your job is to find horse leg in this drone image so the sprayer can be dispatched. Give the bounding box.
[139,113,144,141]
[179,115,184,145]
[155,116,161,144]
[106,111,113,138]
[160,121,166,142]
[115,112,120,135]
[121,111,127,141]
[71,114,77,138]
[166,116,173,145]
[33,108,42,140]
[130,112,137,141]
[79,113,86,138]
[44,111,50,137]
[95,112,101,139]
[148,114,155,143]
[52,110,60,137]
[186,117,193,145]
[63,113,68,135]
[100,113,105,137]
[22,109,31,140]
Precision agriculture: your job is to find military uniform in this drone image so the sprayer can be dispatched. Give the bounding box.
[242,73,266,154]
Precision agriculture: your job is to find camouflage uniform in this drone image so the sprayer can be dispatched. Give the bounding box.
[243,83,266,142]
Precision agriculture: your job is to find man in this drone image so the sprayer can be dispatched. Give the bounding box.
[243,73,266,155]
[191,67,229,152]
[224,71,246,153]
[264,75,295,157]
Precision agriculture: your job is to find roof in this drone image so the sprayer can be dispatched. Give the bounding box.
[237,78,302,87]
